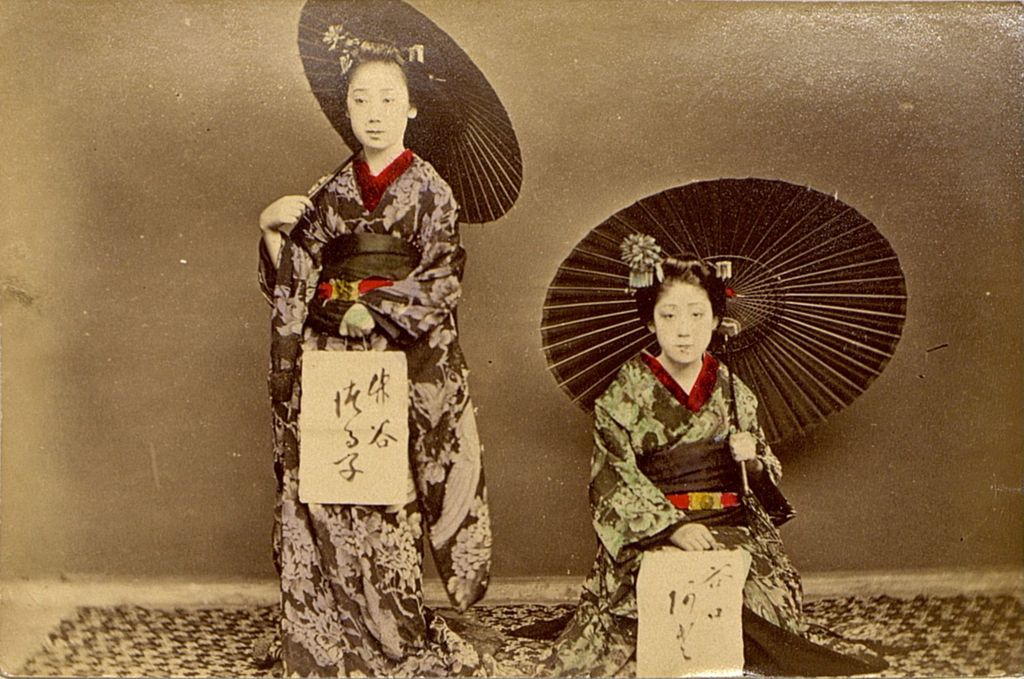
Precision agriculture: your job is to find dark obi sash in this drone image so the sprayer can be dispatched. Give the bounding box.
[306,233,421,338]
[638,437,746,526]
[638,436,797,528]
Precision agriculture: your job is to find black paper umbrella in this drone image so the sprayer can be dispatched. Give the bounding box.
[298,0,522,224]
[542,178,908,443]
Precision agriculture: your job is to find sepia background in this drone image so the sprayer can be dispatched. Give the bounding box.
[1,0,1021,589]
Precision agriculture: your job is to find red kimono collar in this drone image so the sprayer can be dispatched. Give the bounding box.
[353,149,414,212]
[640,352,719,412]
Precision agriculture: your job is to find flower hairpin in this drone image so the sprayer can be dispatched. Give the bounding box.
[620,234,664,290]
[323,24,363,75]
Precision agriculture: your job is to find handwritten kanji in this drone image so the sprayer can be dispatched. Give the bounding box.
[342,414,360,448]
[669,590,696,616]
[336,381,363,418]
[702,562,733,589]
[369,418,398,448]
[333,452,364,481]
[367,368,391,404]
[676,622,694,661]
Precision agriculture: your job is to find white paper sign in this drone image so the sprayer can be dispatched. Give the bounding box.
[636,547,751,678]
[298,351,412,505]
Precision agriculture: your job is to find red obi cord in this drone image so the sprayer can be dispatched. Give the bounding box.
[316,277,394,302]
[357,276,393,295]
[666,492,741,510]
[354,149,414,212]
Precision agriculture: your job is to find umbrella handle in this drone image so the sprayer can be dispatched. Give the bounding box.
[740,453,750,495]
[723,335,751,495]
[307,148,361,200]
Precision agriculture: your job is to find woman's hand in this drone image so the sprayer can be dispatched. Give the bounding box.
[259,195,313,267]
[728,431,757,461]
[729,431,764,475]
[669,523,719,551]
[259,195,313,233]
[339,303,375,337]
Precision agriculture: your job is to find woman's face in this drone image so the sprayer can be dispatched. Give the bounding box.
[649,281,719,373]
[346,61,417,154]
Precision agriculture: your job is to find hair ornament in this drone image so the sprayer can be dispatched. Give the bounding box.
[711,261,741,334]
[323,24,425,76]
[322,24,363,75]
[406,43,425,64]
[620,234,665,289]
[712,260,736,297]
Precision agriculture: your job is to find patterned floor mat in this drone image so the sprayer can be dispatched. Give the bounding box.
[17,595,1024,677]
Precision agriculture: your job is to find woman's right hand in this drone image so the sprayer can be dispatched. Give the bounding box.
[339,303,375,338]
[259,195,313,233]
[669,523,719,551]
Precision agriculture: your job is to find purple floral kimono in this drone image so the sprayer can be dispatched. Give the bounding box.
[258,153,492,676]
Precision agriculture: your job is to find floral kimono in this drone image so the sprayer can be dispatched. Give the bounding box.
[538,353,887,677]
[257,151,492,677]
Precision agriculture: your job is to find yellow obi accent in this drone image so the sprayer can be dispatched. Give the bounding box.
[328,279,360,302]
[665,491,741,511]
[689,492,721,510]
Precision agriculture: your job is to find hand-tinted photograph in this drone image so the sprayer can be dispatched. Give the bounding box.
[2,1,1021,677]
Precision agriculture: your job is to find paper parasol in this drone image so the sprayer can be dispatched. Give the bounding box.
[298,0,522,224]
[541,178,908,443]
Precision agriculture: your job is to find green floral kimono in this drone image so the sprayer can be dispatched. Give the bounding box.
[538,353,885,677]
[258,153,491,677]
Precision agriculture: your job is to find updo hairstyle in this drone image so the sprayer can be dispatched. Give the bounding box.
[340,40,429,110]
[634,255,728,325]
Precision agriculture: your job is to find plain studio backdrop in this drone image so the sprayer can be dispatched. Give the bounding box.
[1,1,1021,585]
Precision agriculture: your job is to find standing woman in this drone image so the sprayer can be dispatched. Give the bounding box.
[257,41,491,676]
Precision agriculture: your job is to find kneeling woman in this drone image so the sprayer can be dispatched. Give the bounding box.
[537,251,887,677]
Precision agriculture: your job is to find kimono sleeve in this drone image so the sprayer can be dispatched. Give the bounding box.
[357,183,465,342]
[258,209,329,306]
[257,238,281,305]
[732,373,783,485]
[589,402,686,563]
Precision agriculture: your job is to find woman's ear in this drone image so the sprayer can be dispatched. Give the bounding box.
[647,321,655,333]
[408,106,418,120]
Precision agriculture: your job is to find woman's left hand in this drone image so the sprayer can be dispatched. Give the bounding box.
[728,432,758,462]
[339,303,375,337]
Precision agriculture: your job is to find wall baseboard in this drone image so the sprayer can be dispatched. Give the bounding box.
[2,567,1021,609]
